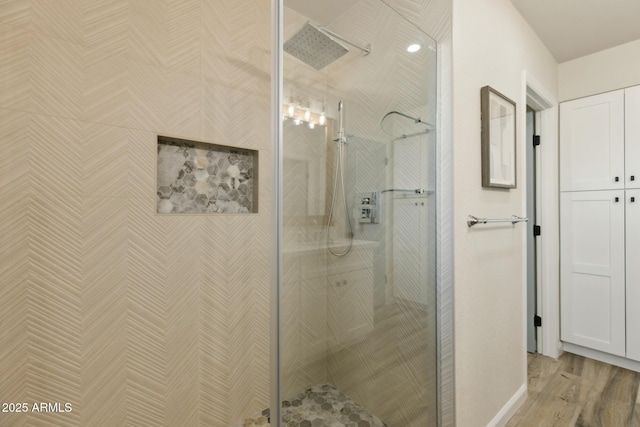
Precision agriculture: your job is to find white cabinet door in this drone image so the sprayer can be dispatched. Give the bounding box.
[560,190,626,356]
[560,90,624,191]
[627,190,640,360]
[626,87,640,189]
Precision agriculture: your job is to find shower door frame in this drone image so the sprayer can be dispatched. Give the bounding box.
[270,0,283,426]
[270,1,455,426]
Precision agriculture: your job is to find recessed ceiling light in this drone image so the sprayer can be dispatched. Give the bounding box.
[407,44,421,53]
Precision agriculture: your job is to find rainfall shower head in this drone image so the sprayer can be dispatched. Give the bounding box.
[284,22,348,70]
[284,21,371,70]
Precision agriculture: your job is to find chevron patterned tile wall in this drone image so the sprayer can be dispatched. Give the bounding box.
[0,0,271,426]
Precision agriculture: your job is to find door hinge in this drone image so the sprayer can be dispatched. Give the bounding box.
[534,225,541,236]
[534,315,542,327]
[533,135,540,147]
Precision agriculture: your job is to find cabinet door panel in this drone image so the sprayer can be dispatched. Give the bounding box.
[561,190,625,356]
[627,190,640,360]
[560,91,624,191]
[626,87,640,189]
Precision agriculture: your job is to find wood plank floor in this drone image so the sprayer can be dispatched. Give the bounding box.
[507,352,640,427]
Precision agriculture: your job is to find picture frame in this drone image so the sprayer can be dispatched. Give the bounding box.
[481,85,516,188]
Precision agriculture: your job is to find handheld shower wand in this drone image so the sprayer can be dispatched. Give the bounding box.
[326,100,353,257]
[337,100,345,144]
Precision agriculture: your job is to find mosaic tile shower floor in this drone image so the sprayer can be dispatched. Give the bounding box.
[236,384,388,427]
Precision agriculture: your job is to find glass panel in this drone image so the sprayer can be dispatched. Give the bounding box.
[280,0,438,426]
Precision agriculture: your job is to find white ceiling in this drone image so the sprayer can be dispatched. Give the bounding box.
[286,0,640,64]
[510,0,640,63]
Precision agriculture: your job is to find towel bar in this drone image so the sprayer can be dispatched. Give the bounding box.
[467,215,528,227]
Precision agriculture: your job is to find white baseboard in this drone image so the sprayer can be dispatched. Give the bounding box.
[486,384,527,427]
[563,342,640,372]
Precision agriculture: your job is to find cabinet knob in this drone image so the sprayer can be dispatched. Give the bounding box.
[615,197,620,202]
[632,175,636,182]
[632,197,636,203]
[615,176,620,182]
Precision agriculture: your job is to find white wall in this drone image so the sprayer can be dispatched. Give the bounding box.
[452,0,558,425]
[559,38,640,101]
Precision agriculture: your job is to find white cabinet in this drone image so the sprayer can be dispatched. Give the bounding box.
[560,90,624,191]
[560,190,626,356]
[560,86,640,363]
[625,86,640,189]
[626,189,640,361]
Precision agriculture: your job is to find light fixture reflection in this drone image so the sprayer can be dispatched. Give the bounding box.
[407,43,421,53]
[282,102,328,128]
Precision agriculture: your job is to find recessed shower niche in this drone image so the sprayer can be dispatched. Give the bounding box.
[156,136,258,214]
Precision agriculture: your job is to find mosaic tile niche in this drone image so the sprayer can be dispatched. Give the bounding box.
[157,136,258,214]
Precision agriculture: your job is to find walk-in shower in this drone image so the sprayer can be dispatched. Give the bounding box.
[272,0,440,426]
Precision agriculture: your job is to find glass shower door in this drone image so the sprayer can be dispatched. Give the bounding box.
[279,0,438,425]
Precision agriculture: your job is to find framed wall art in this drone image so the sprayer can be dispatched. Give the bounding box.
[481,85,516,188]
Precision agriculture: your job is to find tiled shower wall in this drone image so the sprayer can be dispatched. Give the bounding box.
[0,1,271,426]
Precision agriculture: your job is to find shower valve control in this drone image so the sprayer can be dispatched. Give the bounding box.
[356,192,380,224]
